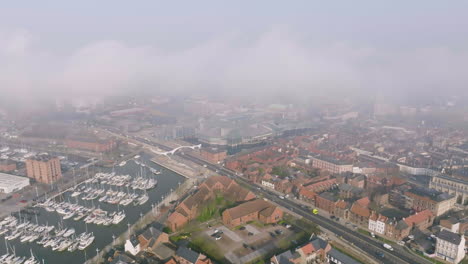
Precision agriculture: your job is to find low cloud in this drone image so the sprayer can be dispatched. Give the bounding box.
[0,27,467,106]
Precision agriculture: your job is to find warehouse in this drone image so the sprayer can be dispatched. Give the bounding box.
[0,172,30,194]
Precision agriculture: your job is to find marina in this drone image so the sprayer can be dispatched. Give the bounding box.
[0,153,185,264]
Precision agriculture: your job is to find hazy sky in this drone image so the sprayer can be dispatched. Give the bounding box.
[1,1,467,104]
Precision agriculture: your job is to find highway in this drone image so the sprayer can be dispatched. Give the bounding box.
[105,132,432,264]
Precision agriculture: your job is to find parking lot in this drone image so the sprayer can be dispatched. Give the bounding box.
[194,223,295,264]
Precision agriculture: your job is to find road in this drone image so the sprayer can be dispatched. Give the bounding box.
[102,130,432,264]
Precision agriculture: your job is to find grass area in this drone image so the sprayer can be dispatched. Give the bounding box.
[189,235,225,262]
[277,230,310,250]
[357,228,395,245]
[376,235,395,245]
[197,203,218,222]
[357,228,370,236]
[291,217,321,235]
[249,220,266,228]
[196,193,234,222]
[162,226,172,234]
[170,232,191,243]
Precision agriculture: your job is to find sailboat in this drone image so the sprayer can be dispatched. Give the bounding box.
[24,249,40,264]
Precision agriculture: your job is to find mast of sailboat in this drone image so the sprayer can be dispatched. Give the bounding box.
[4,238,8,255]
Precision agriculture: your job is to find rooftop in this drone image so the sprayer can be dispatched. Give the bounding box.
[0,172,30,186]
[318,192,339,202]
[327,248,361,264]
[406,187,455,202]
[224,199,277,220]
[437,229,462,245]
[311,154,351,165]
[27,154,58,162]
[175,246,199,263]
[404,210,433,227]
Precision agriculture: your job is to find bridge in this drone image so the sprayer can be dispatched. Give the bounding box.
[149,144,202,156]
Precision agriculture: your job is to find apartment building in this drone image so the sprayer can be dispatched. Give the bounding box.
[25,155,62,184]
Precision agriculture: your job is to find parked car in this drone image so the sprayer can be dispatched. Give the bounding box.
[239,226,246,230]
[397,241,405,246]
[215,235,222,241]
[383,243,394,251]
[371,232,376,238]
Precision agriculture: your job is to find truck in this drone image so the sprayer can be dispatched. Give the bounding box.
[383,243,394,251]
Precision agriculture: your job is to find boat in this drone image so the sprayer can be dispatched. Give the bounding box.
[78,234,95,250]
[120,198,133,206]
[20,234,32,243]
[28,234,40,243]
[63,211,75,220]
[112,211,126,224]
[45,206,55,212]
[136,193,149,205]
[56,228,67,237]
[70,191,81,197]
[63,228,75,238]
[6,230,22,240]
[67,242,79,252]
[73,213,86,221]
[58,239,73,251]
[149,167,161,175]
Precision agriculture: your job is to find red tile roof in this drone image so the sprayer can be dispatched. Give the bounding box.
[404,209,433,226]
[356,197,370,207]
[224,199,279,220]
[335,200,348,209]
[299,188,316,199]
[350,203,370,218]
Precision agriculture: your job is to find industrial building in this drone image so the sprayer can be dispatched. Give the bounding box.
[0,172,30,193]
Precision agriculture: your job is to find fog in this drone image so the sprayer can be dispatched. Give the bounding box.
[1,1,468,105]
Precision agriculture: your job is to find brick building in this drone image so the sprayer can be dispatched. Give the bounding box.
[222,199,283,228]
[25,155,62,184]
[0,160,16,172]
[65,136,117,153]
[349,198,371,227]
[315,192,338,215]
[403,209,434,230]
[310,155,353,174]
[199,148,227,164]
[404,188,456,217]
[166,176,255,231]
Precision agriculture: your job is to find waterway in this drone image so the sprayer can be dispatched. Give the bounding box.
[0,152,185,264]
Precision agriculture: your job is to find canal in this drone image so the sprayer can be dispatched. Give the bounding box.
[0,153,185,264]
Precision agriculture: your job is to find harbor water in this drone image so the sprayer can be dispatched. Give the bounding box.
[0,153,185,264]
